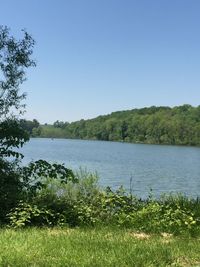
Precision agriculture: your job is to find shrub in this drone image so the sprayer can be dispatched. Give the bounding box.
[0,159,24,223]
[6,165,200,236]
[117,195,200,235]
[7,201,55,228]
[22,160,77,196]
[20,169,101,227]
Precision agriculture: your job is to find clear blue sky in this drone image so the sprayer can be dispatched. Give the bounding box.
[1,0,200,123]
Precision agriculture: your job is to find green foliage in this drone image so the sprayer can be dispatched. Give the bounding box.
[34,105,200,146]
[39,124,68,138]
[0,119,29,159]
[0,25,35,118]
[121,201,196,234]
[92,187,139,225]
[30,169,100,226]
[22,159,76,185]
[53,120,69,129]
[0,25,35,158]
[19,119,40,136]
[7,201,57,228]
[0,159,24,223]
[0,157,77,224]
[6,167,200,236]
[7,163,78,228]
[0,26,35,224]
[100,192,200,235]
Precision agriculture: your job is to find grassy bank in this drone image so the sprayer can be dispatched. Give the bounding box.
[0,227,200,266]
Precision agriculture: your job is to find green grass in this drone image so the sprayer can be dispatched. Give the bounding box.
[0,228,200,266]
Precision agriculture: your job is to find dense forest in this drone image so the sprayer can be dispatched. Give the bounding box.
[24,104,200,146]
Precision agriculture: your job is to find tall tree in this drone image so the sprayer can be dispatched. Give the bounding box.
[0,26,35,221]
[0,25,35,158]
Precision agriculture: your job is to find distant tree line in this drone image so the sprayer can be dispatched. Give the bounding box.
[20,119,39,134]
[31,105,200,146]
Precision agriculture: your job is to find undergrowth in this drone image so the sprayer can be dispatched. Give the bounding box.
[6,166,200,236]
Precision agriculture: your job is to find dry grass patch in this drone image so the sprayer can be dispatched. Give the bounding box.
[47,228,75,236]
[129,232,151,240]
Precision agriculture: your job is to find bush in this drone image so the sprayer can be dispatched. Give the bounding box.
[117,195,200,235]
[0,159,77,225]
[22,159,77,196]
[21,169,101,227]
[0,159,24,223]
[7,202,55,228]
[5,165,200,236]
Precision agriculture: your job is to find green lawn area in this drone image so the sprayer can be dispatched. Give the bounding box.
[0,228,200,266]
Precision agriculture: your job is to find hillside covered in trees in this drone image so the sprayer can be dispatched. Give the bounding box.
[27,105,200,146]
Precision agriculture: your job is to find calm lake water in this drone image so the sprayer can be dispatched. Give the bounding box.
[20,138,200,198]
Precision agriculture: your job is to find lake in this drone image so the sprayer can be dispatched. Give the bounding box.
[20,138,200,198]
